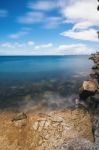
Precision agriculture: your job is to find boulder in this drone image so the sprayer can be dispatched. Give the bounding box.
[92,65,99,70]
[81,81,98,93]
[90,73,98,79]
[89,53,99,64]
[79,80,98,101]
[89,54,95,60]
[79,81,98,109]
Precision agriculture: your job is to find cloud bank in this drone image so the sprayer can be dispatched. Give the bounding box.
[0,41,95,55]
[17,0,99,42]
[60,0,99,41]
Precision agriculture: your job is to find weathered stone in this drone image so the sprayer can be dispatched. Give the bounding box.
[12,112,27,122]
[81,81,98,93]
[13,119,27,127]
[12,112,27,127]
[0,109,93,150]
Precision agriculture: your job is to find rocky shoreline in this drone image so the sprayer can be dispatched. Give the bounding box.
[0,53,99,150]
[78,52,99,149]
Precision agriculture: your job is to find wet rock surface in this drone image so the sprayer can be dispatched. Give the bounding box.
[0,109,94,150]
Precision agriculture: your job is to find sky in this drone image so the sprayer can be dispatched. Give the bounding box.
[0,0,99,55]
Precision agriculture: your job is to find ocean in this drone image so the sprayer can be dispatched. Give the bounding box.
[0,56,93,112]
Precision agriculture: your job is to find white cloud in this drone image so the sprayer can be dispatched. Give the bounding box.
[16,0,99,33]
[17,10,62,29]
[62,0,99,25]
[35,43,53,49]
[61,28,98,42]
[0,9,8,17]
[44,17,62,28]
[0,42,53,55]
[57,43,95,55]
[72,22,94,30]
[27,41,35,46]
[1,42,15,48]
[27,0,69,12]
[28,1,56,11]
[17,12,44,24]
[17,0,64,28]
[9,31,28,39]
[60,0,99,42]
[0,41,96,55]
[9,28,31,39]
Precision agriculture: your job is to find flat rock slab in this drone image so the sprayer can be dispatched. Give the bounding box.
[0,109,93,150]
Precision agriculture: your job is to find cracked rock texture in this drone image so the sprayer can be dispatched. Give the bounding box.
[0,109,93,150]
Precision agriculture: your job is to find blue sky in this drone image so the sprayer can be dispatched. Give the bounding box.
[0,0,99,55]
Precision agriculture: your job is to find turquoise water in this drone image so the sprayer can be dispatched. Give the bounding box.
[0,56,92,111]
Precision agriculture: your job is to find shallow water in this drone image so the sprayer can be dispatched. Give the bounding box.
[0,56,93,112]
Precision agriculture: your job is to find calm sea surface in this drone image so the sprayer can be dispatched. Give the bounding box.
[0,56,93,112]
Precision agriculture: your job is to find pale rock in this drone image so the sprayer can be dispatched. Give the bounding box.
[82,80,98,92]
